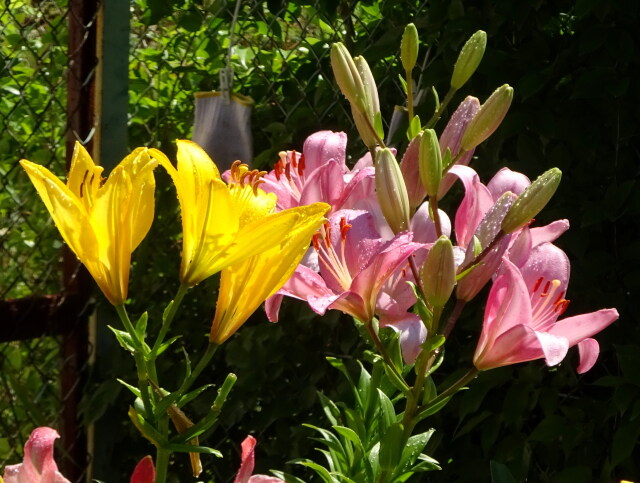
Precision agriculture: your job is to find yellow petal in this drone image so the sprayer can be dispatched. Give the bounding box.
[20,159,76,216]
[210,202,329,344]
[228,183,277,228]
[91,166,133,305]
[67,141,104,210]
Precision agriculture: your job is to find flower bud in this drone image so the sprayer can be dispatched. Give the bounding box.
[331,42,366,113]
[354,55,380,119]
[460,84,513,151]
[418,129,442,198]
[352,105,379,151]
[501,168,562,234]
[401,23,419,73]
[375,148,411,233]
[421,235,456,308]
[451,30,487,90]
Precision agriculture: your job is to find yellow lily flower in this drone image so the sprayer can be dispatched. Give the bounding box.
[160,140,326,287]
[210,202,329,344]
[20,142,161,305]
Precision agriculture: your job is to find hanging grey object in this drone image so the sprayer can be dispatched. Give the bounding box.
[192,90,254,169]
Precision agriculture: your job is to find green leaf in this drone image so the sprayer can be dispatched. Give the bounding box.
[490,460,516,483]
[379,423,404,472]
[423,335,445,353]
[431,86,440,112]
[318,392,341,426]
[270,470,308,483]
[398,74,408,95]
[396,429,435,473]
[108,325,137,353]
[377,389,397,435]
[116,379,141,398]
[135,311,148,339]
[163,443,222,457]
[297,460,338,483]
[407,114,421,139]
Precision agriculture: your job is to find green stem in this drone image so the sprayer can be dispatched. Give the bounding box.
[416,367,478,420]
[429,196,442,238]
[153,283,189,352]
[179,343,219,395]
[406,69,414,123]
[154,446,170,483]
[365,321,410,394]
[456,230,505,275]
[115,304,155,417]
[425,87,456,129]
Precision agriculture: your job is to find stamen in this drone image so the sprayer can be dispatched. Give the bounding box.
[339,217,352,240]
[274,159,284,181]
[312,233,320,251]
[79,170,89,198]
[533,276,543,293]
[290,150,297,168]
[298,154,306,176]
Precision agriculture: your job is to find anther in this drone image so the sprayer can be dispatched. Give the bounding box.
[298,154,306,176]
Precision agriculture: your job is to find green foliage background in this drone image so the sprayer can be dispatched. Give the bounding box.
[1,0,638,481]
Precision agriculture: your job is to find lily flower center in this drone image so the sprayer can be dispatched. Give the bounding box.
[530,276,570,328]
[229,160,267,195]
[313,217,353,291]
[274,150,306,201]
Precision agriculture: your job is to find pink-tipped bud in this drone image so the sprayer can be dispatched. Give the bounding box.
[375,148,411,233]
[461,84,513,151]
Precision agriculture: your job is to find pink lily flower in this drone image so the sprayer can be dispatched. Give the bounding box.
[234,436,283,483]
[261,130,375,213]
[473,248,618,373]
[130,456,155,483]
[2,427,70,483]
[266,209,423,325]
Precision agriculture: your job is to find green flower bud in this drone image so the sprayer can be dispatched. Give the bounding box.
[501,168,562,234]
[451,30,487,90]
[354,55,380,119]
[352,106,379,151]
[460,84,513,151]
[421,235,456,308]
[375,148,411,233]
[401,23,419,73]
[418,129,442,198]
[331,42,366,113]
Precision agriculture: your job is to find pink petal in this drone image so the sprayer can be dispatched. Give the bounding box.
[475,259,533,359]
[336,167,376,212]
[576,338,600,374]
[248,476,285,482]
[548,309,619,347]
[379,313,426,364]
[299,159,345,208]
[265,294,284,322]
[475,324,543,370]
[449,165,494,247]
[303,131,347,174]
[410,203,451,243]
[353,151,373,170]
[235,436,257,483]
[534,331,570,366]
[276,265,338,316]
[529,219,569,247]
[437,96,481,199]
[519,243,570,295]
[486,167,530,201]
[3,428,70,483]
[399,135,425,208]
[130,456,155,483]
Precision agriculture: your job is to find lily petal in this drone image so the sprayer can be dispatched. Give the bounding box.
[576,338,600,374]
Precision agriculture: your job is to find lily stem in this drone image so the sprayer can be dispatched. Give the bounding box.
[115,304,155,418]
[406,69,414,123]
[179,342,219,395]
[416,367,478,420]
[153,283,189,352]
[425,88,456,129]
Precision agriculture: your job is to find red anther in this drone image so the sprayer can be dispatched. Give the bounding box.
[533,277,543,293]
[339,217,352,240]
[554,290,566,305]
[298,153,306,176]
[323,222,332,243]
[526,218,536,227]
[285,162,292,180]
[541,280,551,297]
[555,299,570,315]
[312,233,320,251]
[291,150,297,168]
[401,267,407,278]
[274,159,283,181]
